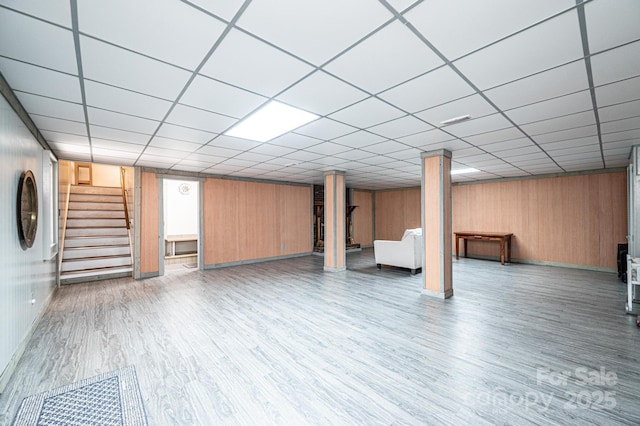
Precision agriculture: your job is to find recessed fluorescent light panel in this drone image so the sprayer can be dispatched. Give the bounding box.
[451,168,479,175]
[225,101,319,142]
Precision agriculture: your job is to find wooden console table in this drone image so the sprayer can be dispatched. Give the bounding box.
[454,232,513,265]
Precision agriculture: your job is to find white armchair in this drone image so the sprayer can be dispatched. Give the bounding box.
[374,228,423,274]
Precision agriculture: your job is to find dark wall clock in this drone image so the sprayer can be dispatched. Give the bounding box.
[17,170,38,249]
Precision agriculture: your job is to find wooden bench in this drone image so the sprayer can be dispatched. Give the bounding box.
[165,234,198,257]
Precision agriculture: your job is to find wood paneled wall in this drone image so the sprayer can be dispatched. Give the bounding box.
[372,172,626,269]
[374,188,421,240]
[453,172,627,269]
[140,171,159,274]
[352,190,373,246]
[203,178,311,266]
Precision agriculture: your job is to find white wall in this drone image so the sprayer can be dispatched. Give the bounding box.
[0,95,57,390]
[164,179,198,236]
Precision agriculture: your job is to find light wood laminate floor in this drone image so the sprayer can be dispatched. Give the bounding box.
[1,249,639,425]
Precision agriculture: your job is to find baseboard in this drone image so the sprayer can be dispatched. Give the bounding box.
[138,271,160,279]
[0,285,56,394]
[421,288,454,299]
[205,252,312,269]
[455,254,616,273]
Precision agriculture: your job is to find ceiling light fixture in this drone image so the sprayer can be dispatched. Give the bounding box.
[451,168,479,175]
[225,101,319,142]
[440,114,471,126]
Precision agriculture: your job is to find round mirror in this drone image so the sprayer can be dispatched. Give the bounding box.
[17,170,38,249]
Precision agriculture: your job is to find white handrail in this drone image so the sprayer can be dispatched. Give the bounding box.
[57,182,71,288]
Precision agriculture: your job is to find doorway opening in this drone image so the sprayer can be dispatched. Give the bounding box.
[162,179,200,271]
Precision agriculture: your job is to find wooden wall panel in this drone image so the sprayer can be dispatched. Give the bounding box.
[352,190,373,246]
[452,172,627,269]
[140,172,159,274]
[203,178,311,265]
[374,188,421,240]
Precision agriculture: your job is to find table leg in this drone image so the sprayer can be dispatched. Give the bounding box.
[463,239,468,258]
[455,236,459,260]
[507,236,512,263]
[500,238,505,265]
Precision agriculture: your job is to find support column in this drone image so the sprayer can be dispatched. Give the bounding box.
[324,171,346,272]
[421,150,453,299]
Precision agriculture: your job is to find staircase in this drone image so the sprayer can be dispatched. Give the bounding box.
[60,185,132,284]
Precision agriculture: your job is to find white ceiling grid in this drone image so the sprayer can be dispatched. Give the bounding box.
[0,0,638,189]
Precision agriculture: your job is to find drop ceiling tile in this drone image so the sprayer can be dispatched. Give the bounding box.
[519,110,596,136]
[270,133,323,149]
[156,123,216,144]
[197,145,242,158]
[200,29,314,97]
[363,141,407,154]
[444,114,512,138]
[143,147,192,159]
[595,76,640,107]
[367,115,433,139]
[599,100,640,123]
[306,142,353,156]
[80,36,191,100]
[533,125,598,144]
[180,75,267,118]
[87,107,160,134]
[1,0,72,27]
[90,138,145,153]
[329,97,405,128]
[249,144,296,157]
[406,0,574,60]
[463,127,524,146]
[505,90,593,125]
[186,0,244,21]
[603,139,638,150]
[333,149,377,161]
[206,135,261,151]
[295,118,358,140]
[31,116,87,136]
[421,138,471,152]
[219,158,257,168]
[386,148,422,161]
[91,147,141,160]
[237,0,391,65]
[454,11,584,89]
[0,58,81,102]
[379,66,475,113]
[15,92,85,121]
[496,145,543,159]
[591,41,640,87]
[538,136,600,151]
[585,0,640,53]
[359,155,399,166]
[185,152,227,163]
[90,125,150,145]
[42,131,90,146]
[603,147,633,157]
[165,104,236,133]
[232,151,275,163]
[84,80,172,120]
[48,141,90,154]
[601,116,640,134]
[331,131,386,149]
[396,128,455,147]
[148,137,202,152]
[0,8,77,74]
[482,137,533,153]
[77,0,226,70]
[484,61,589,111]
[178,158,220,168]
[545,143,600,157]
[277,71,369,116]
[453,147,485,159]
[325,21,442,94]
[171,165,207,173]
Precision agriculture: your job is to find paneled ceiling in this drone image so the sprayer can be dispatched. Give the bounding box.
[0,0,638,189]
